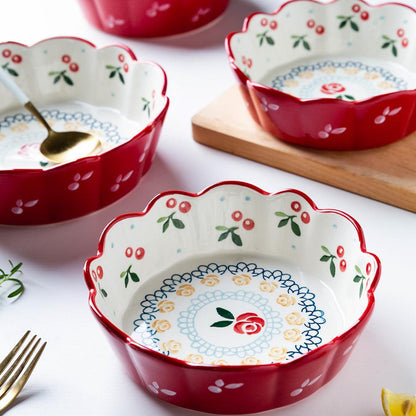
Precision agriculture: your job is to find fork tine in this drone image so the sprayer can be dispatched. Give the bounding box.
[0,338,46,413]
[0,331,30,374]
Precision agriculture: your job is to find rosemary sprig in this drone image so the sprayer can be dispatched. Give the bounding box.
[0,260,24,299]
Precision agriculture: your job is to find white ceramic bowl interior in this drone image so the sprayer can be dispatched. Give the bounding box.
[88,183,379,366]
[0,37,167,169]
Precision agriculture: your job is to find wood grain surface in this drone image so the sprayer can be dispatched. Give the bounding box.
[192,86,416,213]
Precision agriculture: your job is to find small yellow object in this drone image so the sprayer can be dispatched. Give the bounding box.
[382,388,416,416]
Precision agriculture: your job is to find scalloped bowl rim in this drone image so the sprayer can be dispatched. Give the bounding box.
[0,36,169,174]
[225,0,416,105]
[84,180,381,371]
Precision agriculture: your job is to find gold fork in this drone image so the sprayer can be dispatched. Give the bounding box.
[0,331,46,412]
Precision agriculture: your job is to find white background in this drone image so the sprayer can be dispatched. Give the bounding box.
[0,0,415,415]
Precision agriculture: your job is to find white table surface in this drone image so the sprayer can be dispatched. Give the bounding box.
[0,0,415,415]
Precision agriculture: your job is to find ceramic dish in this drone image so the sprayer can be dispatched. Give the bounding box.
[84,181,381,414]
[77,0,230,38]
[0,37,168,225]
[226,0,416,150]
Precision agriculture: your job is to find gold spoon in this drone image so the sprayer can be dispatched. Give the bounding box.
[0,66,100,164]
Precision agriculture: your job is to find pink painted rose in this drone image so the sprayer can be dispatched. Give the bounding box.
[320,82,346,95]
[233,312,265,335]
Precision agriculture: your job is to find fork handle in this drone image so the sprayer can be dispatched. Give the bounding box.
[0,65,29,105]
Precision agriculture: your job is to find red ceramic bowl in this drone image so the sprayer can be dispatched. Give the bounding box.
[77,0,230,38]
[226,0,416,150]
[0,37,169,225]
[84,181,381,414]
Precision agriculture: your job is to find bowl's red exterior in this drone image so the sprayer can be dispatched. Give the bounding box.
[77,0,230,38]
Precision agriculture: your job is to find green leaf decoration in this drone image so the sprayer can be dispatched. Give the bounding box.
[106,65,116,69]
[216,226,228,231]
[162,220,170,233]
[101,288,108,297]
[266,36,275,45]
[330,259,336,277]
[303,40,311,50]
[290,219,301,236]
[293,39,300,48]
[120,271,127,278]
[218,231,229,242]
[109,70,116,78]
[278,218,289,227]
[124,275,129,288]
[63,75,73,86]
[231,232,243,247]
[274,211,287,217]
[339,20,347,29]
[119,72,125,84]
[210,320,233,328]
[350,21,359,31]
[382,35,391,40]
[382,42,390,49]
[216,307,234,320]
[130,272,140,282]
[157,216,167,223]
[7,68,18,76]
[321,246,331,254]
[359,281,364,297]
[260,37,264,46]
[172,218,185,229]
[53,75,60,84]
[353,275,362,283]
[392,45,398,57]
[355,265,362,274]
[320,255,331,262]
[344,94,355,100]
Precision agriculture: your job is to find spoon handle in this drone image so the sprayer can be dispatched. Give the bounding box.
[0,66,29,105]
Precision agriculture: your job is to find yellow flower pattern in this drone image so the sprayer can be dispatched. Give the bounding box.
[276,293,296,307]
[232,274,251,286]
[283,328,302,343]
[285,311,305,326]
[200,274,220,287]
[151,319,171,333]
[11,122,29,132]
[186,354,204,364]
[157,300,175,313]
[268,346,288,361]
[241,357,261,365]
[176,284,195,296]
[161,339,182,355]
[259,281,279,293]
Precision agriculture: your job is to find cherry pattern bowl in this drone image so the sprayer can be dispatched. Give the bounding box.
[0,37,168,225]
[84,181,381,414]
[77,0,230,38]
[226,0,416,150]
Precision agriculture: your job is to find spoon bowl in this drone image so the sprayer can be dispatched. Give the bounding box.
[0,67,100,164]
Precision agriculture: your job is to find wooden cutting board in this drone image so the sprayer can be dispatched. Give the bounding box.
[192,86,416,213]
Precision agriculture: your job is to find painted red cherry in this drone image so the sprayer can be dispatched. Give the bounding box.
[340,259,347,272]
[352,4,361,12]
[260,18,268,27]
[135,247,145,260]
[366,262,372,275]
[360,11,369,20]
[11,54,22,64]
[2,49,12,58]
[397,28,405,37]
[242,218,255,230]
[315,25,325,35]
[337,245,345,258]
[179,201,191,213]
[231,210,243,221]
[62,54,71,63]
[123,63,129,73]
[307,19,315,28]
[96,265,104,279]
[301,212,310,224]
[291,201,302,212]
[69,62,79,72]
[166,198,177,208]
[118,54,125,62]
[125,247,133,258]
[269,20,278,30]
[402,38,409,48]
